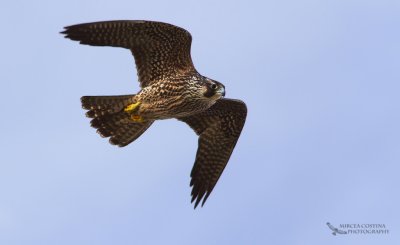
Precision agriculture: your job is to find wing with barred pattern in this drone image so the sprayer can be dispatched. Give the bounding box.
[179,98,247,208]
[61,20,196,87]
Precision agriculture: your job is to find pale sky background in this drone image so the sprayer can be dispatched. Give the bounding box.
[0,0,399,244]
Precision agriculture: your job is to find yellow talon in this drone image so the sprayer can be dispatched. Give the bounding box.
[124,102,143,122]
[131,115,144,122]
[124,101,141,113]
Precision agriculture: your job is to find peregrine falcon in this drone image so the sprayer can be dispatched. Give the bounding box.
[61,20,247,208]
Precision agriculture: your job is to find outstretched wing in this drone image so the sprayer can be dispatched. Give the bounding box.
[61,20,196,87]
[179,99,247,208]
[336,229,347,234]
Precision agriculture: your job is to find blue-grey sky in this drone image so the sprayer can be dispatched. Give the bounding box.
[1,0,399,244]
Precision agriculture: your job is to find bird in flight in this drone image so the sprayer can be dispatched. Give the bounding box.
[326,222,347,235]
[61,20,247,208]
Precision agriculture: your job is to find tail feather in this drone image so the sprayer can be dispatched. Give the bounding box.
[81,95,153,147]
[109,121,153,146]
[81,95,136,117]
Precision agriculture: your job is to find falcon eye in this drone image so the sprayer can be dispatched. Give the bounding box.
[211,83,218,90]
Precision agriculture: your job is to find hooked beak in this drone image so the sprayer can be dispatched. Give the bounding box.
[218,86,225,97]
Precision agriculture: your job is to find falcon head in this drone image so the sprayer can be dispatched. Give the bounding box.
[202,78,225,100]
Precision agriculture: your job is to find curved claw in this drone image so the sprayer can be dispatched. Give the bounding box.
[131,115,144,122]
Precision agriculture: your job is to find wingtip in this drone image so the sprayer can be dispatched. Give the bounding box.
[193,198,201,209]
[190,194,196,203]
[191,194,201,209]
[60,26,70,36]
[201,192,211,207]
[191,192,210,209]
[59,25,84,42]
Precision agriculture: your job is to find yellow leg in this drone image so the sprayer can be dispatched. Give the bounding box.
[124,101,144,122]
[124,101,141,113]
[131,115,144,123]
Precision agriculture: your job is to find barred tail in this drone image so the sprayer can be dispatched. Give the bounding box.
[81,95,153,147]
